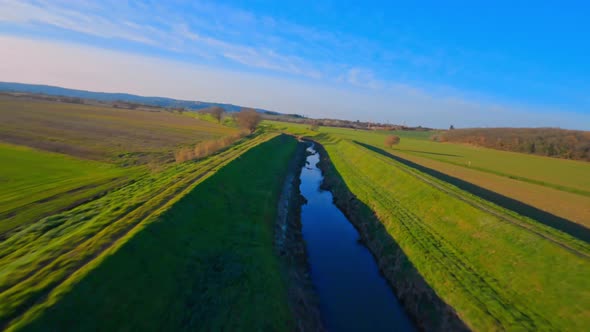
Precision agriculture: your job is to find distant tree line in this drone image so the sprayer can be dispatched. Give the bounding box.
[439,128,590,161]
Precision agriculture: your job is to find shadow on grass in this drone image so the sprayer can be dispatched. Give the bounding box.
[355,141,590,244]
[314,142,470,332]
[400,149,462,158]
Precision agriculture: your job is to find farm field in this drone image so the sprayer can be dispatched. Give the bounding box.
[5,134,297,331]
[0,95,241,236]
[321,126,590,196]
[0,143,135,235]
[268,121,590,228]
[0,96,236,164]
[1,96,282,330]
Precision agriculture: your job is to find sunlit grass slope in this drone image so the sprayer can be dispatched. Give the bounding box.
[9,134,297,331]
[0,143,134,234]
[0,133,276,329]
[324,138,590,330]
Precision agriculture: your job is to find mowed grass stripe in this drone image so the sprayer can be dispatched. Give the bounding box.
[353,141,590,256]
[0,133,276,327]
[0,143,135,234]
[8,134,297,332]
[319,138,590,331]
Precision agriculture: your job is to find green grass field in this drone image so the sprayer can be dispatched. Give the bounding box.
[0,96,242,236]
[320,125,590,195]
[270,121,590,330]
[0,143,137,235]
[268,121,590,226]
[1,97,285,329]
[2,95,589,331]
[6,134,297,331]
[0,132,276,329]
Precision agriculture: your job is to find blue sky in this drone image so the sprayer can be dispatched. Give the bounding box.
[1,0,589,129]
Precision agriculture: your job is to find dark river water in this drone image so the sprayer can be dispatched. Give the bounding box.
[299,144,415,332]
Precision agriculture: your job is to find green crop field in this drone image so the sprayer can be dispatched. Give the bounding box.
[5,134,297,331]
[0,143,135,235]
[1,96,284,330]
[267,121,590,226]
[269,121,590,330]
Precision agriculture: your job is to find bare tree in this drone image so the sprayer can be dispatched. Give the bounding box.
[236,108,261,133]
[210,106,224,123]
[384,135,400,148]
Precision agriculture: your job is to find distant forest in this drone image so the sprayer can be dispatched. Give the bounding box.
[439,128,590,161]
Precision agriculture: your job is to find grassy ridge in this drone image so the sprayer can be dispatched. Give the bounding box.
[0,143,137,234]
[319,137,590,330]
[9,134,297,331]
[0,133,276,329]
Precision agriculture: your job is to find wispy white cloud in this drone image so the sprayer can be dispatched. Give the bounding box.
[0,0,159,45]
[4,36,587,129]
[0,0,328,79]
[1,1,584,128]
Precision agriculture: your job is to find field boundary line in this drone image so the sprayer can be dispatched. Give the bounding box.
[354,141,590,260]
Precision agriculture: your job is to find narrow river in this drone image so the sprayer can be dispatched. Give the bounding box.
[299,144,415,332]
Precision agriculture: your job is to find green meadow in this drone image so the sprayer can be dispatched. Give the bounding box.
[8,134,297,331]
[320,125,590,195]
[1,96,282,329]
[0,133,275,329]
[1,95,589,331]
[268,121,590,226]
[269,121,590,330]
[0,143,134,235]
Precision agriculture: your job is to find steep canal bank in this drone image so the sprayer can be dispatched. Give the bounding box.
[274,141,324,331]
[300,143,415,331]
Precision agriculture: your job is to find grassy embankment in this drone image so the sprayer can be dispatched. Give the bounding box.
[270,121,590,330]
[2,96,280,328]
[7,134,298,331]
[269,121,590,227]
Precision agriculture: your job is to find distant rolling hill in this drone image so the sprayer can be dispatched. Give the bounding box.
[0,81,281,114]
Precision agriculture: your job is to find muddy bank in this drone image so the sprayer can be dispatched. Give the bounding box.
[275,140,324,331]
[313,142,469,332]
